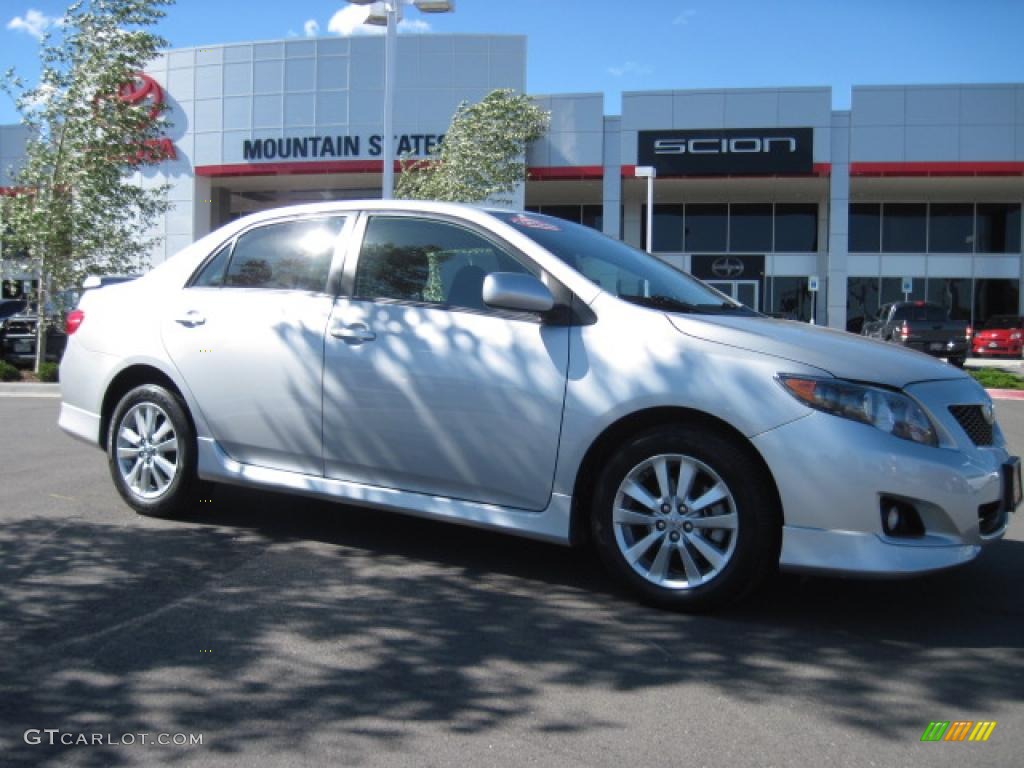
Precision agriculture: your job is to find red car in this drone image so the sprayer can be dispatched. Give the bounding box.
[972,315,1024,358]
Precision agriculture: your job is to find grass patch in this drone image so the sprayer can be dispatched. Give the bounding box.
[969,367,1024,390]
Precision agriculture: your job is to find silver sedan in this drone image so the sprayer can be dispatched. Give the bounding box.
[58,201,1019,610]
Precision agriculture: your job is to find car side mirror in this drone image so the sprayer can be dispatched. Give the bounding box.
[482,272,554,314]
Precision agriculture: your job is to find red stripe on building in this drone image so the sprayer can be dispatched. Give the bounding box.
[528,166,604,180]
[850,162,1024,177]
[620,163,831,178]
[195,160,403,177]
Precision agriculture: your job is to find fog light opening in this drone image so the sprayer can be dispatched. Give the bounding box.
[880,498,925,537]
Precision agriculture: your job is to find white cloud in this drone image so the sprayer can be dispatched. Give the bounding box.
[304,18,320,37]
[326,5,431,36]
[6,8,64,40]
[607,61,652,78]
[673,9,697,25]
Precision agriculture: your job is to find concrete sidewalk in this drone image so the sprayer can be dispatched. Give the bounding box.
[0,383,61,397]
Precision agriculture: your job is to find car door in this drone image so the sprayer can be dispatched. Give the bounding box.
[161,214,351,475]
[322,212,570,511]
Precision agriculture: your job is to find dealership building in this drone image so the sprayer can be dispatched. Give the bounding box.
[2,33,1023,331]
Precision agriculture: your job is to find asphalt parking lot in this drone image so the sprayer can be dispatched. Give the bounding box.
[1,395,1022,767]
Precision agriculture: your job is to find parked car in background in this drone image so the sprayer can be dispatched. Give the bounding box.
[1,291,78,366]
[861,301,970,367]
[971,315,1024,359]
[57,201,1018,611]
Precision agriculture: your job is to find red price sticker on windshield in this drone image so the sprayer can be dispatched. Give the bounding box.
[510,214,561,231]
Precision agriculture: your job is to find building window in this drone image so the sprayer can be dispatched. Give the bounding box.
[640,204,685,251]
[880,276,925,305]
[845,276,881,333]
[849,203,881,253]
[928,203,974,253]
[976,203,1021,253]
[770,276,813,322]
[684,203,728,252]
[774,204,818,252]
[729,203,773,252]
[926,277,972,321]
[882,203,927,252]
[527,204,604,232]
[974,279,1020,324]
[581,205,604,232]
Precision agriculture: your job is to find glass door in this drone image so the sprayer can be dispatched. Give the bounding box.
[706,280,759,311]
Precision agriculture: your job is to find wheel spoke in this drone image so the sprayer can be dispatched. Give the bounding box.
[690,482,728,514]
[117,445,141,459]
[125,458,143,487]
[152,418,173,442]
[688,512,738,530]
[139,464,152,494]
[613,507,656,527]
[153,456,176,485]
[676,540,703,585]
[120,427,142,446]
[676,459,696,502]
[621,480,658,512]
[624,529,662,565]
[134,409,148,440]
[143,406,155,438]
[685,531,726,570]
[155,436,178,456]
[653,456,672,501]
[648,536,673,583]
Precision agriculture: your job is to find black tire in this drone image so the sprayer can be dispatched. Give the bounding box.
[107,384,208,518]
[950,357,966,369]
[590,425,781,612]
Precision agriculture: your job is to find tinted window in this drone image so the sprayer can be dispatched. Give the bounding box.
[849,204,881,252]
[975,279,1020,326]
[581,205,603,232]
[774,204,818,252]
[882,204,926,252]
[982,315,1023,329]
[926,278,971,321]
[729,204,772,252]
[684,204,727,252]
[224,217,345,291]
[976,203,1021,253]
[354,217,530,312]
[845,276,880,332]
[495,212,755,315]
[770,276,812,321]
[641,204,685,252]
[928,203,974,253]
[192,243,233,287]
[892,304,948,322]
[0,299,27,319]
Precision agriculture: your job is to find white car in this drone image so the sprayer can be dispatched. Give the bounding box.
[58,201,1019,610]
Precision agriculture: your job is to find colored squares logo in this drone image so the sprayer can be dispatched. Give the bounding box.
[920,721,997,742]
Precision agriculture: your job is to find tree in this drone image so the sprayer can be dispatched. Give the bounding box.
[1,0,174,372]
[395,88,549,205]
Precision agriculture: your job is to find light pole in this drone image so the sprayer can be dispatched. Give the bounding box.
[348,1,456,199]
[635,165,657,253]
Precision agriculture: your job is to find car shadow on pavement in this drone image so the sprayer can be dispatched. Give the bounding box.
[1,484,1022,767]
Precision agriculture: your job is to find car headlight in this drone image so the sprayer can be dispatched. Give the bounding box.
[778,375,938,447]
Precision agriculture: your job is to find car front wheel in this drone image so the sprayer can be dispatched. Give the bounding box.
[108,384,206,518]
[591,426,781,611]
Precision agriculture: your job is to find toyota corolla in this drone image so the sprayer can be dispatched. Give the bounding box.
[58,201,1020,610]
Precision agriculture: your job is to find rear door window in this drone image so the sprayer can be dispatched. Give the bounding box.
[222,217,346,292]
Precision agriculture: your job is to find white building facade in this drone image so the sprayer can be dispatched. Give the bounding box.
[2,34,1023,331]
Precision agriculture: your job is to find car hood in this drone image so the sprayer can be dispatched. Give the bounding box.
[667,314,967,389]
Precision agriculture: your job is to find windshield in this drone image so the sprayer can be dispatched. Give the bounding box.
[495,212,757,315]
[982,315,1023,329]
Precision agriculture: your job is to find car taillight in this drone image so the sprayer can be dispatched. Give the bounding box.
[66,309,85,335]
[965,325,973,340]
[899,322,910,339]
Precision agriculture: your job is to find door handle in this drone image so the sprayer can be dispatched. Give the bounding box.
[331,322,376,343]
[175,311,206,327]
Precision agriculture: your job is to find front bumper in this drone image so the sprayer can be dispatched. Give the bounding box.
[753,377,1011,577]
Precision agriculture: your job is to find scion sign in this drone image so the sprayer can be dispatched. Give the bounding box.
[638,127,813,176]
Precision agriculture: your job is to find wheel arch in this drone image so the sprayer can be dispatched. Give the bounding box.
[568,406,784,546]
[99,364,197,450]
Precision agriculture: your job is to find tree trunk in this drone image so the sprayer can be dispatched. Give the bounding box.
[33,269,46,374]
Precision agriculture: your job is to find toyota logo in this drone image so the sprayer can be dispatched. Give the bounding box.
[711,257,744,278]
[117,73,164,122]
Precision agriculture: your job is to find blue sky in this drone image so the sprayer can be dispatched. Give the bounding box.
[2,0,1024,124]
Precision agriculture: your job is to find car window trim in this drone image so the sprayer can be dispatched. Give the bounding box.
[186,213,353,295]
[339,210,583,324]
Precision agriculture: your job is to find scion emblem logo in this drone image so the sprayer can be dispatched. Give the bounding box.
[711,257,745,278]
[117,73,165,122]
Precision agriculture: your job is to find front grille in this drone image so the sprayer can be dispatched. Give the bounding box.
[949,405,994,446]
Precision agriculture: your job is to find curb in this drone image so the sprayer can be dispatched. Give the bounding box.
[986,388,1024,401]
[0,383,61,397]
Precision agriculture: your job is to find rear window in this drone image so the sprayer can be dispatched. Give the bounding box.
[982,315,1023,329]
[892,304,948,323]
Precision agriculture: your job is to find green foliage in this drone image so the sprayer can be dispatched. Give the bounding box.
[0,361,21,382]
[1,0,175,371]
[396,88,549,204]
[969,367,1024,390]
[37,361,60,382]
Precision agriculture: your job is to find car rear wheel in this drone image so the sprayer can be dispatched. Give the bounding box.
[108,384,207,518]
[590,426,781,611]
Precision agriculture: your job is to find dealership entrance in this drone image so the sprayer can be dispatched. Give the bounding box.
[706,280,759,311]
